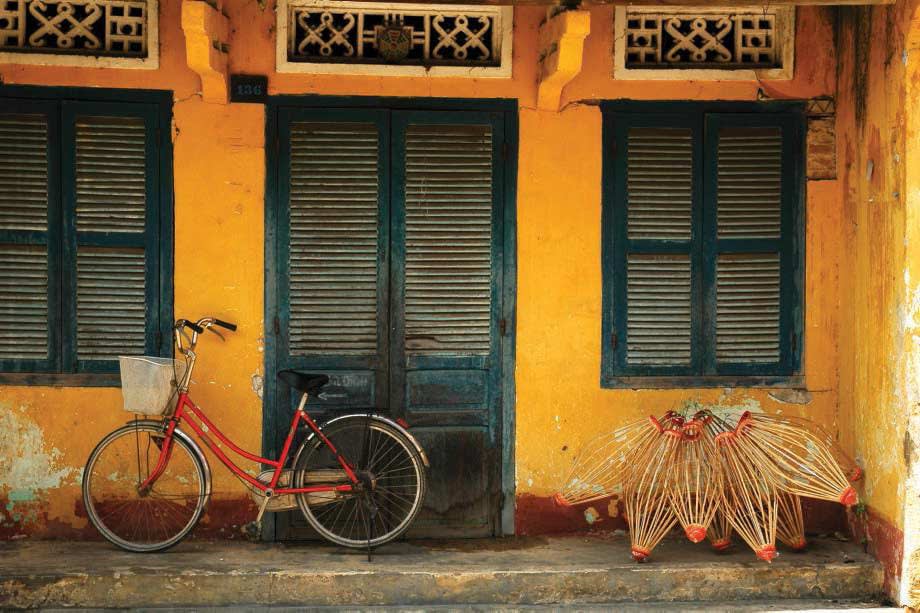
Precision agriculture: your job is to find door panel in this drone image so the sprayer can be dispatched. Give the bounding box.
[275,108,390,427]
[270,105,507,539]
[391,111,504,537]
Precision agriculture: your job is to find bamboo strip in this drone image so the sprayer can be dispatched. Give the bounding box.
[713,417,779,562]
[776,490,807,551]
[707,506,734,552]
[735,412,857,506]
[556,416,662,506]
[624,416,682,561]
[667,415,722,543]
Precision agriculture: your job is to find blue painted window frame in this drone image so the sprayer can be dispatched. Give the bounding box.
[0,86,174,386]
[600,101,805,389]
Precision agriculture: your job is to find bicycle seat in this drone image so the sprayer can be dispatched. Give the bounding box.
[277,370,329,396]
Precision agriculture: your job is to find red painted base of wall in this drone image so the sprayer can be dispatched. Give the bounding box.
[515,494,628,535]
[1,496,260,541]
[515,494,848,537]
[848,507,904,601]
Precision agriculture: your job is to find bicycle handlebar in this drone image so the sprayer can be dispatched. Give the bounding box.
[177,319,204,334]
[174,317,238,355]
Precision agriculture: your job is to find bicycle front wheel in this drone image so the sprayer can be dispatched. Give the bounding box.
[82,422,208,552]
[293,416,427,548]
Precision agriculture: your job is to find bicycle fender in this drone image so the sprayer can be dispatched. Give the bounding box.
[124,419,214,499]
[310,413,430,469]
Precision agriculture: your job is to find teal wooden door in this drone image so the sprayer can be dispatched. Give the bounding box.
[268,105,510,539]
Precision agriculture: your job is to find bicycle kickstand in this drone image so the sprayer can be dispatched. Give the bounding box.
[255,495,270,525]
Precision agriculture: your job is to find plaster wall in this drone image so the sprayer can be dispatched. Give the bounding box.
[834,1,920,601]
[0,3,850,547]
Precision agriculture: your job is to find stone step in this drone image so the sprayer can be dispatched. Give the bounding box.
[0,536,884,609]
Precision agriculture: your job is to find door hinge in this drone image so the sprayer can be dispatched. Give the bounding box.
[611,330,618,350]
[273,315,280,335]
[499,318,506,337]
[791,332,797,355]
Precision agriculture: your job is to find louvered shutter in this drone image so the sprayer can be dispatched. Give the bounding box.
[71,111,155,363]
[603,107,801,383]
[0,110,52,366]
[404,124,493,356]
[287,121,381,355]
[711,122,787,367]
[621,125,697,370]
[392,113,503,538]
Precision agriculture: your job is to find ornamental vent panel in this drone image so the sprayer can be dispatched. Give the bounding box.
[614,6,794,80]
[277,1,512,77]
[0,0,157,67]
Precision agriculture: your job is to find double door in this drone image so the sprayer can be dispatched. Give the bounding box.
[267,105,513,538]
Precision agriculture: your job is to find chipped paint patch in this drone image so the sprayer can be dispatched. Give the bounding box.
[0,407,77,499]
[584,506,599,524]
[251,373,264,400]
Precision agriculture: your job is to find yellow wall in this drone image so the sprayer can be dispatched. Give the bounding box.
[834,0,920,600]
[0,3,848,538]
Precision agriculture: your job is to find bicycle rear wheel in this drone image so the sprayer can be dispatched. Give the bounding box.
[293,416,427,548]
[82,422,208,552]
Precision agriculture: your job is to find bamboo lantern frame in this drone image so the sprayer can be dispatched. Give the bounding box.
[753,413,862,483]
[624,416,682,561]
[735,411,857,507]
[713,417,779,562]
[667,415,722,543]
[776,490,807,551]
[555,416,662,506]
[707,507,734,552]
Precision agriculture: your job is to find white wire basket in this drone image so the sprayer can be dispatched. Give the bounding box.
[118,356,187,416]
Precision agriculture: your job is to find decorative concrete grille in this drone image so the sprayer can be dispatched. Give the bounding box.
[614,7,793,80]
[280,1,511,75]
[626,11,778,68]
[0,0,149,58]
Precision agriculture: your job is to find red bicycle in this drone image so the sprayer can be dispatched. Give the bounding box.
[82,317,429,553]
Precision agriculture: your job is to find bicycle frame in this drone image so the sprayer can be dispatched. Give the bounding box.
[138,391,358,497]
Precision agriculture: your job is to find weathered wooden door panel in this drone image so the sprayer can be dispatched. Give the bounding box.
[391,111,504,537]
[271,108,390,540]
[269,105,507,540]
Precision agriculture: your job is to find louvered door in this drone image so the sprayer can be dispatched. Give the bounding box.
[273,108,391,541]
[391,111,504,537]
[274,109,389,422]
[272,107,508,539]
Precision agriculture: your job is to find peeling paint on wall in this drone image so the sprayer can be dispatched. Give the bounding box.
[0,406,77,497]
[251,373,264,400]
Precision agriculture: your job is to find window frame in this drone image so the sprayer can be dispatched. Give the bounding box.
[0,85,174,387]
[600,100,805,389]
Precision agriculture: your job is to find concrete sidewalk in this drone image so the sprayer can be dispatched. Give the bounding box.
[0,535,884,609]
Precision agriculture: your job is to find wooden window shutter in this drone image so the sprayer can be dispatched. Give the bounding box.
[403,123,493,356]
[613,122,700,373]
[71,109,156,364]
[287,121,381,355]
[602,104,802,385]
[0,110,52,366]
[706,115,797,373]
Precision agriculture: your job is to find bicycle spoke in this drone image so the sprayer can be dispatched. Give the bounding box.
[84,425,205,552]
[296,421,425,548]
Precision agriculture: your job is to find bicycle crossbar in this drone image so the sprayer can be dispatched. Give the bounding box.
[138,392,357,496]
